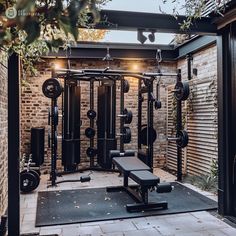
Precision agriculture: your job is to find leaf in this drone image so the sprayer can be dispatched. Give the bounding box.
[24,19,40,44]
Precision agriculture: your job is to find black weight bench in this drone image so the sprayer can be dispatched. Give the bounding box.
[107,156,169,212]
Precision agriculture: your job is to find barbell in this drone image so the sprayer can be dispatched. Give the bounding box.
[118,108,133,124]
[167,130,189,148]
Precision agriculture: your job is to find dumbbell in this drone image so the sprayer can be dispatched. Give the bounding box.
[118,108,133,124]
[117,126,131,143]
[87,109,96,119]
[109,150,135,158]
[156,183,173,193]
[85,127,96,138]
[86,147,97,158]
[167,130,189,148]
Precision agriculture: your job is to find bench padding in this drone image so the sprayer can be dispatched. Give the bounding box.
[113,156,150,173]
[130,170,160,187]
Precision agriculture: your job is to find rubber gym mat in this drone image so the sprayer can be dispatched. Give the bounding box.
[35,182,217,227]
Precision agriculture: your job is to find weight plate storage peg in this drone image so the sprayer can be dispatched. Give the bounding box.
[123,79,130,93]
[87,109,96,119]
[42,78,62,99]
[86,147,97,158]
[174,81,190,101]
[85,127,96,138]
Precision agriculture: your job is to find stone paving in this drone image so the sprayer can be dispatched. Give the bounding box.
[20,169,236,236]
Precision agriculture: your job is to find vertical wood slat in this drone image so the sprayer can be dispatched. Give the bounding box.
[167,76,218,176]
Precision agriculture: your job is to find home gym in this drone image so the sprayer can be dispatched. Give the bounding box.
[2,1,236,236]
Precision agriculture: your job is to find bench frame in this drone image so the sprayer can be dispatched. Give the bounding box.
[107,157,168,212]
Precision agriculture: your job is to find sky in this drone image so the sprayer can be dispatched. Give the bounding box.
[98,0,186,44]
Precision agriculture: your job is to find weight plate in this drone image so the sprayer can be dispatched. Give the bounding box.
[42,78,62,99]
[85,127,96,138]
[123,79,130,93]
[124,109,133,124]
[174,81,190,101]
[176,130,189,148]
[123,126,131,144]
[20,170,40,193]
[86,147,97,158]
[140,126,157,146]
[87,109,96,119]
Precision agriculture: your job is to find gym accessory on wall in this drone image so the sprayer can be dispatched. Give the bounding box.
[168,130,189,148]
[118,108,133,124]
[85,127,96,138]
[118,126,132,144]
[86,147,97,158]
[42,78,62,99]
[174,81,189,101]
[87,109,96,119]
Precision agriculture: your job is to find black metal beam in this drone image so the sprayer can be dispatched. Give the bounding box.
[43,36,216,61]
[8,53,20,236]
[95,10,217,35]
[44,43,177,61]
[177,36,216,58]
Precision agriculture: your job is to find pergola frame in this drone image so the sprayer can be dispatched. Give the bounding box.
[7,5,236,235]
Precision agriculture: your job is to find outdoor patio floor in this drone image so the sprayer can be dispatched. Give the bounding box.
[20,168,236,236]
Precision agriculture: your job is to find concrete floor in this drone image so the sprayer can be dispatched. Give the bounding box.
[20,168,236,236]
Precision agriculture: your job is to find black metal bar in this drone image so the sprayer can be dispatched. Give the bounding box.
[90,79,95,167]
[8,53,20,236]
[186,54,192,80]
[138,79,142,150]
[96,10,217,35]
[147,80,154,170]
[176,70,182,181]
[120,77,125,152]
[51,99,57,186]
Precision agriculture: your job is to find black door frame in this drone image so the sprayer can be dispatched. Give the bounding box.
[217,22,236,220]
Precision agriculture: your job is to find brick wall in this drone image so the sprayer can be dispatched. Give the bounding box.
[21,58,177,169]
[0,55,8,216]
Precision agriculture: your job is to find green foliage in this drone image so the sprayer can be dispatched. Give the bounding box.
[184,174,218,193]
[162,0,228,31]
[0,0,109,75]
[210,158,218,179]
